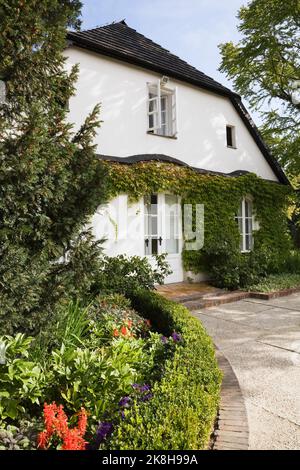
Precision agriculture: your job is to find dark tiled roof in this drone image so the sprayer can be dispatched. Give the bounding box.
[98,154,280,183]
[67,20,235,98]
[67,21,290,186]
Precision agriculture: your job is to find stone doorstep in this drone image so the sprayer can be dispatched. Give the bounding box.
[158,283,300,310]
[182,291,249,310]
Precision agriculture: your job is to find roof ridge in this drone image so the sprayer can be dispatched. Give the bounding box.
[72,21,223,86]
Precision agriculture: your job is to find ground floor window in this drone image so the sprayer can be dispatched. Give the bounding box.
[235,198,253,252]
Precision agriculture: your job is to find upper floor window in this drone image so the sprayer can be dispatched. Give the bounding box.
[147,79,178,138]
[235,198,253,252]
[0,79,6,105]
[226,125,236,148]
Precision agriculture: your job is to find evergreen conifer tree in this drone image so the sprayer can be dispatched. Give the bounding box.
[0,0,107,333]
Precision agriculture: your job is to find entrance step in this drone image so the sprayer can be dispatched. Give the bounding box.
[179,291,249,310]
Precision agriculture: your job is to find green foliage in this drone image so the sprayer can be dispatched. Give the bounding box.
[0,297,165,437]
[218,0,299,177]
[281,249,300,273]
[0,1,108,335]
[246,272,300,292]
[109,291,222,450]
[104,161,292,289]
[0,420,39,450]
[203,246,271,290]
[0,334,45,420]
[93,253,172,296]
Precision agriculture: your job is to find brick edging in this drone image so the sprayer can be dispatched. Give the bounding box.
[249,285,300,300]
[213,348,249,450]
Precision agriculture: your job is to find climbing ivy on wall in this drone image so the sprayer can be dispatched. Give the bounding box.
[102,160,293,288]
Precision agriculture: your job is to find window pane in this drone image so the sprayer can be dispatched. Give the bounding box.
[245,234,253,251]
[240,235,244,251]
[245,217,252,234]
[149,113,154,129]
[151,238,158,255]
[161,96,167,111]
[226,126,233,147]
[245,200,252,217]
[151,216,158,235]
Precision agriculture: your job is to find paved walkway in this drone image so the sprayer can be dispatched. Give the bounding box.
[193,294,300,450]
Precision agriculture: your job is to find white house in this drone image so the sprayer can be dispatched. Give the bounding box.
[65,21,289,284]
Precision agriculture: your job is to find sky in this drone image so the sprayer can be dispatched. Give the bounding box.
[80,0,245,90]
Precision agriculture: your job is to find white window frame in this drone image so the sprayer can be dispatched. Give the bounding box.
[147,81,178,137]
[235,198,254,252]
[226,124,236,148]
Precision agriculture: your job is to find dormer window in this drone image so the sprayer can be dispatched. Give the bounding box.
[226,125,236,148]
[0,79,6,105]
[147,80,178,138]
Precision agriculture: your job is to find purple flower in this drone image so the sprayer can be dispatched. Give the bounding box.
[119,396,131,408]
[140,392,153,402]
[161,335,168,344]
[171,331,182,343]
[96,421,113,444]
[120,410,126,420]
[132,383,151,393]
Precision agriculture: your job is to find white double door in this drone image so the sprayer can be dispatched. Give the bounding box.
[144,194,183,284]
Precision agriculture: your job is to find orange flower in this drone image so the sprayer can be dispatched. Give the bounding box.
[113,328,119,337]
[126,319,133,328]
[121,325,128,336]
[61,428,86,451]
[77,408,87,437]
[37,430,48,450]
[37,402,88,451]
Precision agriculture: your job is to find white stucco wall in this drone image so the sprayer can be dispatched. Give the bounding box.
[64,46,278,182]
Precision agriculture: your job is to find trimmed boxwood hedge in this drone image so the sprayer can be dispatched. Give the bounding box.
[108,290,222,450]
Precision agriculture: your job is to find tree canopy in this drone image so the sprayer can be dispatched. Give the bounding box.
[219,0,300,177]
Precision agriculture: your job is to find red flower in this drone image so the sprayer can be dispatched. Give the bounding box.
[126,319,133,328]
[37,430,48,450]
[37,402,88,451]
[77,408,87,437]
[145,319,151,327]
[113,328,119,337]
[121,325,128,336]
[61,428,86,451]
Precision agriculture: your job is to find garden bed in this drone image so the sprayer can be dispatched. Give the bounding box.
[247,273,300,293]
[0,291,221,451]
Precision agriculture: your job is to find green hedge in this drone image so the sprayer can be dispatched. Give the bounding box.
[108,290,222,450]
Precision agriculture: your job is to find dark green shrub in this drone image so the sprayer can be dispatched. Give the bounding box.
[108,291,221,450]
[280,250,300,274]
[93,254,171,297]
[204,245,272,290]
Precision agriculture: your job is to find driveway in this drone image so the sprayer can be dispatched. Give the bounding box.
[193,294,300,450]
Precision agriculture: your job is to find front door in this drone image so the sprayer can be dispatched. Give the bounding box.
[144,194,183,284]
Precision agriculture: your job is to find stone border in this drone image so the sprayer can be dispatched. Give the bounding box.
[249,285,300,300]
[213,349,249,450]
[183,286,300,310]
